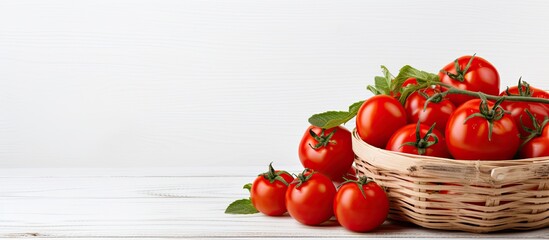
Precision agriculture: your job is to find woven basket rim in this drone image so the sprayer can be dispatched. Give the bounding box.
[351,129,549,184]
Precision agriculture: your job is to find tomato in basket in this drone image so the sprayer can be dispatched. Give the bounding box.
[356,95,407,148]
[386,121,451,158]
[518,116,549,159]
[439,55,500,107]
[445,98,520,160]
[500,79,549,138]
[404,88,456,134]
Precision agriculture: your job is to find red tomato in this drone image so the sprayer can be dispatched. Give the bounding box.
[298,126,354,180]
[445,99,520,160]
[356,95,407,148]
[439,55,500,106]
[404,88,456,134]
[386,122,451,158]
[518,119,549,159]
[500,80,549,137]
[499,101,548,138]
[402,77,418,88]
[391,78,418,99]
[250,163,294,216]
[333,177,389,232]
[502,80,549,99]
[286,170,337,225]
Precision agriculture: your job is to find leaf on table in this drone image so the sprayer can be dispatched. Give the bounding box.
[225,199,258,214]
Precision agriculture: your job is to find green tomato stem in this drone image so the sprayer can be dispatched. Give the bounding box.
[435,82,549,104]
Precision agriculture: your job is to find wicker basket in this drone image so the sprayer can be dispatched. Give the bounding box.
[352,129,549,233]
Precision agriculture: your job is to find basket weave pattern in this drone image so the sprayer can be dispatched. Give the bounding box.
[352,130,549,233]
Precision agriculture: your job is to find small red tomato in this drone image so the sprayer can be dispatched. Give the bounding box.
[356,95,407,148]
[499,101,548,138]
[286,170,337,226]
[250,163,294,216]
[386,122,451,158]
[501,79,549,99]
[445,98,520,160]
[334,176,389,232]
[439,55,500,106]
[500,79,549,137]
[401,77,418,88]
[391,78,418,99]
[518,118,549,159]
[404,88,456,134]
[298,126,354,181]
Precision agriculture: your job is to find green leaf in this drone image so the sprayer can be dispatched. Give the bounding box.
[243,183,252,192]
[367,85,382,95]
[393,65,439,85]
[308,100,365,129]
[367,66,395,95]
[393,65,440,104]
[225,199,259,214]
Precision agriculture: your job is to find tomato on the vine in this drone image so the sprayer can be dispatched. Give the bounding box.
[250,163,294,216]
[439,55,500,106]
[502,79,549,99]
[286,170,337,225]
[333,176,389,232]
[356,95,407,148]
[386,122,451,158]
[445,98,520,160]
[500,79,549,138]
[404,88,456,134]
[518,113,549,159]
[298,126,354,180]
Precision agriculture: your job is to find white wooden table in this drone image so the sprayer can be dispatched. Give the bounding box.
[1,166,548,239]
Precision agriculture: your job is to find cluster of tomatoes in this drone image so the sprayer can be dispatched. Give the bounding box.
[357,55,549,160]
[232,55,549,233]
[250,162,389,232]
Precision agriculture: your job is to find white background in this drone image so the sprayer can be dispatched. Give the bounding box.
[1,0,548,168]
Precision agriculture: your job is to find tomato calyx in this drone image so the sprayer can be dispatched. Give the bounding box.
[259,162,290,186]
[464,94,507,141]
[505,78,533,97]
[400,121,439,155]
[440,53,476,82]
[339,176,378,199]
[520,109,549,147]
[293,169,315,189]
[308,128,337,150]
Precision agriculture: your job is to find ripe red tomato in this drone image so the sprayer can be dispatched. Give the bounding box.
[500,80,549,137]
[298,126,354,180]
[518,120,549,159]
[250,163,294,216]
[333,177,389,232]
[386,122,451,158]
[286,170,337,226]
[498,101,548,138]
[445,99,520,160]
[391,78,418,99]
[404,88,456,134]
[502,80,549,99]
[439,55,500,106]
[356,95,407,148]
[401,77,418,88]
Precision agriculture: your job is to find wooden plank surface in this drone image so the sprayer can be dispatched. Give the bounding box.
[1,167,548,239]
